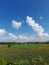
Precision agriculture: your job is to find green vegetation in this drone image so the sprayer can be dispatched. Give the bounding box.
[0,43,49,65]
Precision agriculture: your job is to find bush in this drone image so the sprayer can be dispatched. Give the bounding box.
[0,59,7,65]
[8,44,11,47]
[31,56,48,65]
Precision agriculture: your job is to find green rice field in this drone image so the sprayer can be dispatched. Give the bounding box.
[0,43,49,65]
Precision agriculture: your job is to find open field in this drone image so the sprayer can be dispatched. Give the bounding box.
[0,43,49,65]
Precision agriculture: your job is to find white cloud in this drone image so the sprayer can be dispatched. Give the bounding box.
[26,16,49,42]
[26,16,44,35]
[19,34,29,40]
[0,29,18,42]
[12,20,22,29]
[0,16,49,42]
[0,32,18,42]
[39,16,43,20]
[0,29,7,36]
[8,33,18,40]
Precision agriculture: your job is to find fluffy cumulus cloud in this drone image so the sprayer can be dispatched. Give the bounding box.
[18,34,37,42]
[0,29,36,42]
[0,29,18,42]
[26,16,44,35]
[0,29,7,36]
[0,16,49,42]
[26,16,49,42]
[18,34,29,42]
[8,33,18,40]
[12,20,22,29]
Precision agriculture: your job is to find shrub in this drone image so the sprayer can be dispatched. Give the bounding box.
[31,56,48,65]
[0,59,7,65]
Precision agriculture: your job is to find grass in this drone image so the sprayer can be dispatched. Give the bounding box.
[11,44,46,48]
[0,43,49,65]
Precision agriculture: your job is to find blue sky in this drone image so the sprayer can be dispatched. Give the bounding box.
[0,0,49,42]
